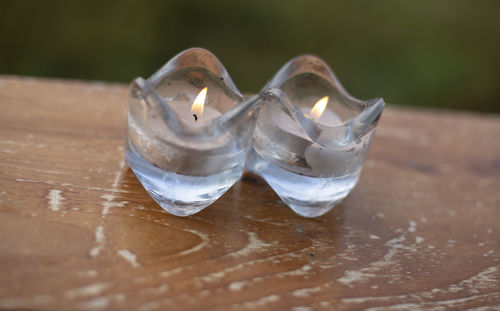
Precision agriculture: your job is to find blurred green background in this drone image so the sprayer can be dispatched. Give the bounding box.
[1,0,499,113]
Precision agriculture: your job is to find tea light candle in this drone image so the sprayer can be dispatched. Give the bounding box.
[275,96,342,173]
[127,47,266,217]
[143,86,227,159]
[169,101,222,123]
[305,97,343,173]
[171,87,222,123]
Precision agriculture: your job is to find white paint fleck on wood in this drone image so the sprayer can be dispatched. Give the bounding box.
[89,225,106,257]
[231,294,280,310]
[117,249,140,268]
[341,294,408,304]
[101,193,115,202]
[365,292,500,311]
[89,159,128,258]
[275,264,313,278]
[78,270,99,278]
[408,220,417,232]
[78,293,126,310]
[47,189,63,211]
[195,252,305,285]
[15,178,129,194]
[228,280,248,291]
[229,231,273,258]
[89,246,101,257]
[139,283,169,295]
[456,266,499,293]
[177,229,209,256]
[100,194,128,217]
[159,267,184,278]
[112,160,125,188]
[65,283,109,299]
[291,285,326,298]
[78,296,109,309]
[339,266,500,309]
[95,225,105,243]
[337,270,369,286]
[337,234,425,286]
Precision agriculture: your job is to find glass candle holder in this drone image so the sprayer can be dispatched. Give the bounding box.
[246,55,385,217]
[126,48,261,216]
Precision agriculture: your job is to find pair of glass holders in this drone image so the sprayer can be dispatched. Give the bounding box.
[126,48,385,218]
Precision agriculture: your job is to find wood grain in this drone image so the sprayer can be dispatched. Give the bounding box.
[0,76,499,310]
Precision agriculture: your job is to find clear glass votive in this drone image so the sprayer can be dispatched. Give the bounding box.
[126,48,261,216]
[246,55,385,217]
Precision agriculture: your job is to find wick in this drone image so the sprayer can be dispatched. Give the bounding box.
[193,114,198,121]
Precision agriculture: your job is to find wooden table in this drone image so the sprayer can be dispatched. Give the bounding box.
[1,76,499,310]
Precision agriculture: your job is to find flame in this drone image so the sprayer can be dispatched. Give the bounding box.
[309,96,329,120]
[191,87,207,119]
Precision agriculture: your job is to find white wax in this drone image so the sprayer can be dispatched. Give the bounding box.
[312,108,342,126]
[130,98,229,172]
[304,143,343,175]
[273,106,342,174]
[147,101,226,151]
[273,110,309,140]
[274,107,342,141]
[170,102,222,123]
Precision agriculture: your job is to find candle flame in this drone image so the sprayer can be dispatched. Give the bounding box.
[309,96,329,120]
[191,87,207,118]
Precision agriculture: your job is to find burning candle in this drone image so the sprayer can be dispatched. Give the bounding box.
[126,47,264,217]
[307,96,341,125]
[248,53,385,217]
[304,96,344,174]
[169,87,222,123]
[139,86,226,153]
[272,95,342,173]
[275,96,341,138]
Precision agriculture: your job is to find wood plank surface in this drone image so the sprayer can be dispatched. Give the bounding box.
[0,76,499,310]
